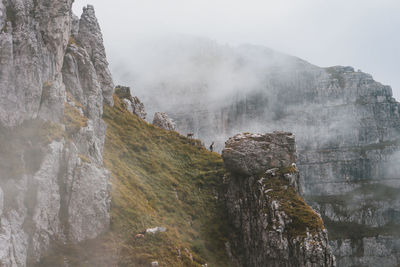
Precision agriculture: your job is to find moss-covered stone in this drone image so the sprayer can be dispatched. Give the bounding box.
[262,176,325,237]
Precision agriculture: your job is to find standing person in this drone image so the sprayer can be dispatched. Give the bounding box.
[209,142,215,152]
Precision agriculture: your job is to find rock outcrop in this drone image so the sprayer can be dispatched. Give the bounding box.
[222,132,335,267]
[153,112,176,131]
[115,85,146,119]
[0,2,112,266]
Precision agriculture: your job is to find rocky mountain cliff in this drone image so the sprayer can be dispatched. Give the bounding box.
[222,132,335,266]
[130,39,400,266]
[0,1,112,265]
[1,1,396,266]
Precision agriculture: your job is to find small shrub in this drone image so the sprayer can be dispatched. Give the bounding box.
[68,36,77,46]
[63,102,88,137]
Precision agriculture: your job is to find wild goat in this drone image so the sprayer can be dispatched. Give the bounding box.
[187,133,194,138]
[134,233,145,239]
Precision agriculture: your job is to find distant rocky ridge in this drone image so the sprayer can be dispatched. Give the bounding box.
[222,132,335,266]
[133,39,400,266]
[0,2,113,265]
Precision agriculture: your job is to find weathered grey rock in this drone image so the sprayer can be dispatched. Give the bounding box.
[71,14,80,37]
[66,157,111,242]
[29,141,65,261]
[0,0,74,127]
[330,236,400,267]
[222,132,297,176]
[0,187,3,217]
[146,227,167,234]
[0,2,113,266]
[223,132,335,267]
[0,208,28,267]
[0,1,6,30]
[115,85,147,119]
[153,112,176,131]
[77,5,114,106]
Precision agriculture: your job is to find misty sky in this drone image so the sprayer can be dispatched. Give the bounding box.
[73,0,400,99]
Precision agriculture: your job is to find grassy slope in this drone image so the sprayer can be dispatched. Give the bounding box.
[102,96,231,266]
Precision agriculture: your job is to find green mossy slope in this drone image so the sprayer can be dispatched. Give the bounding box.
[102,96,231,266]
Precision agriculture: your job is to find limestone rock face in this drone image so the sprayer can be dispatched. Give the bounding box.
[0,2,112,266]
[115,85,147,119]
[153,112,176,131]
[223,132,335,267]
[0,0,74,127]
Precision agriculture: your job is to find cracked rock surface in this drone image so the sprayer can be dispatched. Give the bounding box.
[0,2,113,266]
[223,132,336,267]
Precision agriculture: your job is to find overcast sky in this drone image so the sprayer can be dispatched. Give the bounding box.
[73,0,400,99]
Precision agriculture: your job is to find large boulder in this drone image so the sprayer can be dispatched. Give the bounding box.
[153,112,176,131]
[222,132,297,176]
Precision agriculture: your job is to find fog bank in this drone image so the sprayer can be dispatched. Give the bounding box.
[73,0,400,99]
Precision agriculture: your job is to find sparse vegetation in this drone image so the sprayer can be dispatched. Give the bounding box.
[326,67,346,88]
[278,165,298,175]
[309,183,400,205]
[352,139,400,154]
[114,86,133,99]
[78,153,91,164]
[68,36,77,46]
[307,183,400,241]
[102,95,231,266]
[324,220,400,241]
[63,102,88,137]
[40,81,52,105]
[262,176,325,237]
